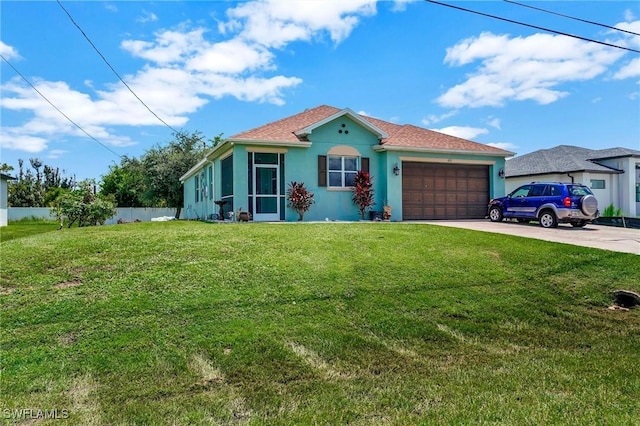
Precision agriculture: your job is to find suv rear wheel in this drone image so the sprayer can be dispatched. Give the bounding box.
[489,206,503,222]
[539,210,558,228]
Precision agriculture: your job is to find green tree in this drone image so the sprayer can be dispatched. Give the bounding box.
[100,157,147,207]
[141,131,206,218]
[0,163,14,173]
[52,180,116,228]
[8,158,75,207]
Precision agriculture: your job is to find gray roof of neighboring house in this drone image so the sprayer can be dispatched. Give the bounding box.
[505,145,640,177]
[1,173,17,181]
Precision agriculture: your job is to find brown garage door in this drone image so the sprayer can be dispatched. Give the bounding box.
[402,162,489,220]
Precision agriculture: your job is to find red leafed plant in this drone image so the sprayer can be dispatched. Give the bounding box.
[286,181,315,221]
[352,170,375,220]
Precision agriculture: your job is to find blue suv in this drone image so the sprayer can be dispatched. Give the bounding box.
[488,182,599,228]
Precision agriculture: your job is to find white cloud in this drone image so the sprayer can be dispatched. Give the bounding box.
[486,117,501,130]
[624,9,636,22]
[613,57,640,79]
[185,39,274,74]
[487,142,517,152]
[137,10,158,24]
[0,128,49,153]
[0,41,20,60]
[2,0,380,154]
[121,29,208,65]
[421,110,457,126]
[432,126,488,140]
[438,32,625,108]
[390,0,414,13]
[47,149,68,159]
[105,3,118,13]
[222,0,377,47]
[591,97,602,104]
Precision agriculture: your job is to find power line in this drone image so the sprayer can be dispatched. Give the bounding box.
[504,0,640,37]
[56,0,180,133]
[1,54,123,159]
[425,0,640,54]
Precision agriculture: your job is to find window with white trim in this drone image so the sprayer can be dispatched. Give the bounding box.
[328,156,358,187]
[590,179,605,190]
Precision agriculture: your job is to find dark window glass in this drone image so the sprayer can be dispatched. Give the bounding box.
[255,153,278,164]
[529,185,546,197]
[221,155,233,197]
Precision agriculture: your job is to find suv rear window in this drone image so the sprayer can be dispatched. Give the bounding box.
[568,185,593,196]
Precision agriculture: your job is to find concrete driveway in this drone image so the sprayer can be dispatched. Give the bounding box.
[421,220,640,255]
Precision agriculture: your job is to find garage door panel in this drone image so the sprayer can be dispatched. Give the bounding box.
[402,162,489,220]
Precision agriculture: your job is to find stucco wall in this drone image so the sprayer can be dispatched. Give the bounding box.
[0,178,7,227]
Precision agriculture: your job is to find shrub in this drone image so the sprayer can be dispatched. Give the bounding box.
[352,171,374,220]
[286,181,314,221]
[51,180,116,228]
[602,203,623,217]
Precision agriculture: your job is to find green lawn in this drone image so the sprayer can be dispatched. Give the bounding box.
[1,219,60,242]
[1,221,639,424]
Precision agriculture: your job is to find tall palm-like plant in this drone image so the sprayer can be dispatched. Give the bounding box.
[352,170,374,220]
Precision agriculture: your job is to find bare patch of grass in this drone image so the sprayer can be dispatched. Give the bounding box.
[189,353,225,385]
[53,279,82,289]
[287,341,351,380]
[68,374,101,425]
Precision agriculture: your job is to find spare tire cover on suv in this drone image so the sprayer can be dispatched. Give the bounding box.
[580,194,598,216]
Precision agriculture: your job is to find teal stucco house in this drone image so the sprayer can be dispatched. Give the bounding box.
[180,105,513,222]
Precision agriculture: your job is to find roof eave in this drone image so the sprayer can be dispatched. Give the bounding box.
[227,138,312,149]
[372,144,515,158]
[506,168,624,178]
[590,154,640,161]
[179,157,210,183]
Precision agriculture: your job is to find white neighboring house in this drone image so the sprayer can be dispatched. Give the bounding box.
[1,173,16,227]
[505,145,640,217]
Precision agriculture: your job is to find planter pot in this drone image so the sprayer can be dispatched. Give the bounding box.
[593,216,640,229]
[369,211,383,221]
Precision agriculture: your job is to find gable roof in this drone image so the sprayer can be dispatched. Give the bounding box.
[230,105,513,156]
[505,145,638,177]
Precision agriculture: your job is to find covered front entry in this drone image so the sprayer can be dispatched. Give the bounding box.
[249,152,284,221]
[402,162,489,220]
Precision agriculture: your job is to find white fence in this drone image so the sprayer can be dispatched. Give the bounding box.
[8,207,183,225]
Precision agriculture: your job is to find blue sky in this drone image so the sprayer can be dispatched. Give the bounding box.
[1,0,639,181]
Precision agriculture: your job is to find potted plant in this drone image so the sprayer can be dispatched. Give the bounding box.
[286,181,314,221]
[383,204,392,221]
[352,170,374,220]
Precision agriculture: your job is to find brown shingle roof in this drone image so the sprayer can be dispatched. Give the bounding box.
[231,105,512,155]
